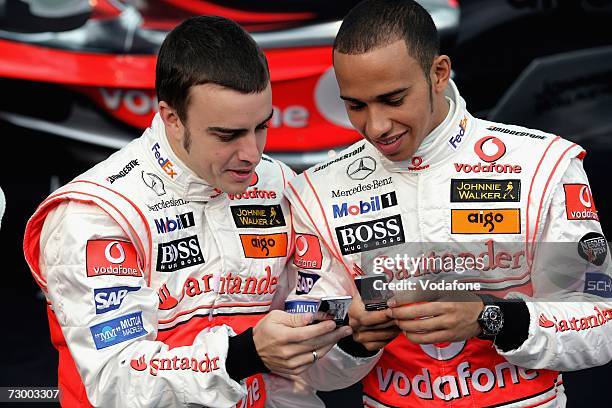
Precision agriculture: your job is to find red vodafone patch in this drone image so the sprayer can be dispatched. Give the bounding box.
[563,184,599,221]
[293,234,323,270]
[86,240,142,278]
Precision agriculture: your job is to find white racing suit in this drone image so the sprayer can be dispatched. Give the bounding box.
[284,79,612,407]
[23,114,375,407]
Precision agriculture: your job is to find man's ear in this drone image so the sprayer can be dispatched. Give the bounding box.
[158,101,183,143]
[430,55,451,94]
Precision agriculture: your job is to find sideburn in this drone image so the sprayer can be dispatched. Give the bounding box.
[183,127,192,153]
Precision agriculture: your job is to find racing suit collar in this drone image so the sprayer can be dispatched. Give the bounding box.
[377,79,473,173]
[144,113,223,203]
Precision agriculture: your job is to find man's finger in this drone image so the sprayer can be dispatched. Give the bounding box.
[356,309,394,327]
[404,329,456,345]
[355,328,400,344]
[396,315,448,333]
[385,302,440,320]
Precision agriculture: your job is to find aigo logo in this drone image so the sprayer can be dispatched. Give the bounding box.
[474,136,507,162]
[451,209,521,234]
[240,233,288,258]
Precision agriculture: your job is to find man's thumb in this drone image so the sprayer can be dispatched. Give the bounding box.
[286,312,313,328]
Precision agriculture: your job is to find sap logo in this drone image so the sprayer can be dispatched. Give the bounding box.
[296,271,321,295]
[157,236,204,272]
[335,215,405,255]
[151,143,179,179]
[94,286,140,314]
[332,192,397,219]
[154,212,195,234]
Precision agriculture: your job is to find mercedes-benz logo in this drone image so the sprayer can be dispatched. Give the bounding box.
[346,157,376,180]
[142,171,166,196]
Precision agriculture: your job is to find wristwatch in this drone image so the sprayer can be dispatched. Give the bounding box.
[476,294,504,340]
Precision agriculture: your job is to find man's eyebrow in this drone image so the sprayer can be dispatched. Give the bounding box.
[207,110,274,133]
[257,110,274,127]
[340,87,409,103]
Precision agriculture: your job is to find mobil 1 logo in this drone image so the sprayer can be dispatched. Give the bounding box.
[157,235,205,272]
[335,214,405,255]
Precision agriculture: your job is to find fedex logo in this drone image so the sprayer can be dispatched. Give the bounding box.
[151,143,179,179]
[332,192,397,219]
[94,286,140,314]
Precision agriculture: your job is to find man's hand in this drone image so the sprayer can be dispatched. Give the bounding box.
[386,291,483,344]
[348,296,400,351]
[253,310,352,375]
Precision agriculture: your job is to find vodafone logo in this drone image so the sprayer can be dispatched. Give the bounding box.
[86,240,142,278]
[105,241,126,264]
[474,136,506,162]
[293,234,323,270]
[579,185,593,208]
[420,341,466,361]
[314,67,353,129]
[296,235,309,257]
[564,184,599,221]
[408,156,429,171]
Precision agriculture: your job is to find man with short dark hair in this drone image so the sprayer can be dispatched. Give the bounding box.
[23,16,357,407]
[284,1,612,406]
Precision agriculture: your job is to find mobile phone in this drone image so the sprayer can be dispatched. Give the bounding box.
[354,274,391,311]
[313,295,352,326]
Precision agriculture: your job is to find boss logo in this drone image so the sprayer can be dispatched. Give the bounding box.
[156,236,204,272]
[335,215,405,255]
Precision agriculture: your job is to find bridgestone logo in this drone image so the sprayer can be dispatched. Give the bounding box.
[107,159,139,183]
[314,144,366,172]
[335,214,405,255]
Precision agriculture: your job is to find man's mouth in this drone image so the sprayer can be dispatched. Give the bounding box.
[375,131,406,155]
[228,168,254,182]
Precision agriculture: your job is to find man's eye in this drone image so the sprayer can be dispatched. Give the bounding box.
[348,103,365,111]
[256,122,269,131]
[217,133,236,142]
[385,98,404,106]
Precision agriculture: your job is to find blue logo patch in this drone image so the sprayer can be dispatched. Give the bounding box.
[584,273,612,298]
[296,271,321,295]
[90,311,147,349]
[94,286,140,314]
[284,300,319,314]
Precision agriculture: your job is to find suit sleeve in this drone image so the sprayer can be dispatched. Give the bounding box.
[281,182,381,391]
[498,158,612,371]
[40,201,247,407]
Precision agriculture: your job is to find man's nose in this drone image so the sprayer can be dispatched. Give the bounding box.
[365,106,392,139]
[236,131,262,164]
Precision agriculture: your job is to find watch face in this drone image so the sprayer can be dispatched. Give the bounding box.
[482,305,504,334]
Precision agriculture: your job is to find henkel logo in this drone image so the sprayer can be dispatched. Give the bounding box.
[156,236,205,272]
[151,143,179,179]
[408,156,429,171]
[293,234,323,270]
[539,306,612,332]
[240,233,288,258]
[448,117,468,150]
[86,240,142,277]
[454,136,522,174]
[94,286,140,314]
[336,214,405,255]
[296,271,321,295]
[564,184,599,221]
[332,192,398,219]
[347,157,376,180]
[451,209,521,234]
[130,353,220,377]
[154,212,195,234]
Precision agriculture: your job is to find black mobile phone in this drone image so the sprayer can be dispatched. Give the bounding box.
[313,296,352,326]
[354,274,391,311]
